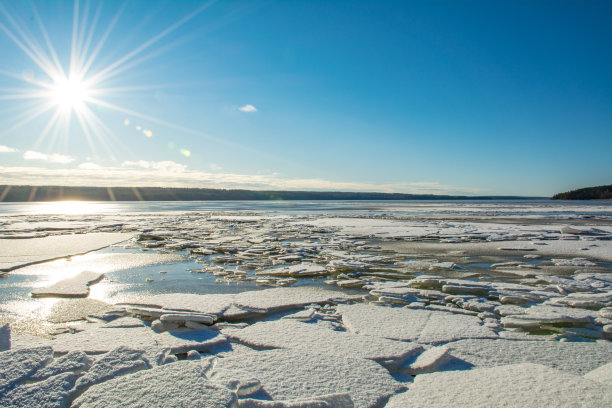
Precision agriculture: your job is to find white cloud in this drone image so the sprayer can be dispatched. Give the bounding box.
[121,160,187,173]
[77,162,103,170]
[209,163,222,171]
[238,104,257,112]
[23,150,75,164]
[0,145,18,153]
[0,162,481,196]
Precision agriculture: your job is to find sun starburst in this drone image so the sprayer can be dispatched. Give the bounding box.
[0,0,214,159]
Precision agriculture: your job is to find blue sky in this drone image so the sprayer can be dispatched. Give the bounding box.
[0,0,610,196]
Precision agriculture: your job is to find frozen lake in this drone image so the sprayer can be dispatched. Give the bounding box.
[1,200,611,407]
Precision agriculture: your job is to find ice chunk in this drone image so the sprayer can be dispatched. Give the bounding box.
[31,350,93,380]
[0,372,78,408]
[51,326,157,354]
[0,232,135,271]
[385,363,612,407]
[428,262,455,271]
[159,312,215,325]
[447,338,612,375]
[584,362,612,385]
[153,329,228,354]
[233,287,356,313]
[338,304,497,344]
[501,304,597,329]
[74,346,151,392]
[406,345,452,375]
[101,316,146,328]
[258,263,327,277]
[211,348,404,408]
[222,319,422,363]
[47,298,113,323]
[0,346,53,394]
[32,271,104,298]
[72,361,237,408]
[119,293,236,317]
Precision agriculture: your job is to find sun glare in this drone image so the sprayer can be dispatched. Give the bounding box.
[51,75,90,113]
[0,1,213,157]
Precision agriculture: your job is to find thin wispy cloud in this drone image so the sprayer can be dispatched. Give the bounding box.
[22,150,75,164]
[122,160,187,173]
[210,163,222,171]
[0,145,18,153]
[238,104,257,112]
[0,162,480,195]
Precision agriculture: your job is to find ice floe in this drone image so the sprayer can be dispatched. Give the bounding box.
[31,270,105,298]
[222,319,422,363]
[0,232,134,271]
[447,338,612,374]
[338,303,497,344]
[0,346,53,394]
[211,348,404,408]
[387,363,612,407]
[72,361,237,408]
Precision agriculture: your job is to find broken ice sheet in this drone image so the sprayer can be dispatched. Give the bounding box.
[210,348,404,408]
[222,319,422,363]
[31,270,105,298]
[446,338,612,375]
[72,360,237,408]
[385,363,612,407]
[338,303,497,344]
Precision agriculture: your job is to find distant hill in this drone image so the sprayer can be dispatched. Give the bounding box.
[552,185,612,200]
[0,185,535,202]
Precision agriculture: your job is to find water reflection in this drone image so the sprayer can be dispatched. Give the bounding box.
[27,201,121,215]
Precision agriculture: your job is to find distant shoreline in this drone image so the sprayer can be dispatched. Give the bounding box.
[0,185,543,202]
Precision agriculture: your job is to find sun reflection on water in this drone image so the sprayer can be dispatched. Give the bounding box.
[29,201,118,215]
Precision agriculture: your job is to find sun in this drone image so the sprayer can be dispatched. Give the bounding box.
[51,75,90,114]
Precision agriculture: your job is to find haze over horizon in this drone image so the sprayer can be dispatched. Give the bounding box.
[1,1,610,197]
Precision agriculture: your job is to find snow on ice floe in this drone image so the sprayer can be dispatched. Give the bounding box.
[73,346,152,392]
[0,371,78,408]
[386,363,612,408]
[0,346,53,394]
[256,263,327,277]
[50,319,228,355]
[210,348,404,408]
[0,232,135,271]
[446,338,612,375]
[72,360,237,408]
[584,362,612,385]
[232,287,358,313]
[337,303,497,344]
[30,350,93,381]
[31,270,105,298]
[222,319,422,363]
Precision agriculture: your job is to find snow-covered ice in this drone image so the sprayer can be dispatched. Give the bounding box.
[1,200,612,407]
[211,348,404,408]
[72,361,237,408]
[338,303,497,344]
[385,363,612,407]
